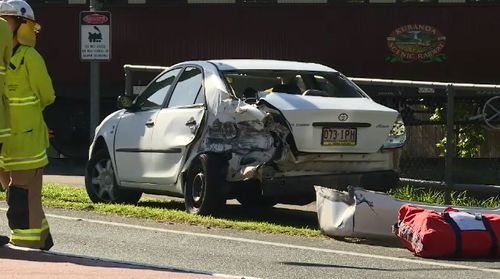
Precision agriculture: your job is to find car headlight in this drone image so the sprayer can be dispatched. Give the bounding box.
[383,114,406,149]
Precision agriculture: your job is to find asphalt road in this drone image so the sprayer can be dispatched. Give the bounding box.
[0,159,493,278]
[1,204,500,279]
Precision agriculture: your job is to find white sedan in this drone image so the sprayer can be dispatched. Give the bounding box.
[85,60,406,215]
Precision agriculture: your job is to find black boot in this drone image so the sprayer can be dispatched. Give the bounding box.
[0,235,9,246]
[41,233,54,251]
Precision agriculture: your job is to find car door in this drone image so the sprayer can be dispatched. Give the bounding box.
[114,68,182,185]
[148,66,206,187]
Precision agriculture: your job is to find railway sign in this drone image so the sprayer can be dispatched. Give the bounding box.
[80,11,111,61]
[386,24,446,63]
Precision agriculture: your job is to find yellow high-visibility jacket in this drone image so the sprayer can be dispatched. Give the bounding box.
[1,44,55,171]
[0,18,12,144]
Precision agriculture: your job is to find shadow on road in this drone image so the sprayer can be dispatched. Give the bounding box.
[0,247,216,278]
[327,235,402,248]
[280,261,468,272]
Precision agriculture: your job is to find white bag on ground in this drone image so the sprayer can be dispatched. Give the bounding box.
[315,186,500,239]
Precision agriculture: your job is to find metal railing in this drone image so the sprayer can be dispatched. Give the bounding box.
[351,77,500,202]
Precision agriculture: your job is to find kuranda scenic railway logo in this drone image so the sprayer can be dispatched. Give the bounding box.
[386,24,446,63]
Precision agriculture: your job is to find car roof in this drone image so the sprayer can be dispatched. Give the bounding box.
[207,59,337,73]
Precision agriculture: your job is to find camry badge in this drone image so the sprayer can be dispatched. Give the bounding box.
[338,113,349,121]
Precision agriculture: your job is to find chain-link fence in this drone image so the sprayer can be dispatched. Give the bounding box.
[354,78,500,201]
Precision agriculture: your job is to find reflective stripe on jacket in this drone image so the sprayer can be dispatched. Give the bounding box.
[0,18,12,145]
[1,45,55,171]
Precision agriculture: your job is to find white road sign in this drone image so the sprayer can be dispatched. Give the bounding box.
[80,11,111,61]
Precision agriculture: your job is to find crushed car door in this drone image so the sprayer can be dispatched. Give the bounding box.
[149,66,206,187]
[114,68,181,185]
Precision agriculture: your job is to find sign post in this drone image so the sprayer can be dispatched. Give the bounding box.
[80,2,111,140]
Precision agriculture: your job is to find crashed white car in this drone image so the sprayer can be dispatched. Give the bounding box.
[85,60,406,215]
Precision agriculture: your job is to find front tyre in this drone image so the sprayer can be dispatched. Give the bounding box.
[184,154,227,215]
[85,148,142,204]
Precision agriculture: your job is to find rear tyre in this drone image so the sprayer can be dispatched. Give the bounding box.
[85,148,142,204]
[184,154,227,215]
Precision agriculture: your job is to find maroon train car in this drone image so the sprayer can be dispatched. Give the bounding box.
[29,0,500,157]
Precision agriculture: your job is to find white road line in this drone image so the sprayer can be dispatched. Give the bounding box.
[1,207,499,274]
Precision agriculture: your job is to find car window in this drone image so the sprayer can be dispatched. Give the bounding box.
[168,67,203,108]
[135,68,181,111]
[314,75,338,93]
[194,85,205,105]
[223,70,365,98]
[312,75,363,98]
[294,74,307,93]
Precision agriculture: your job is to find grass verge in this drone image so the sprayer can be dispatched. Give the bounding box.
[389,185,500,208]
[0,183,322,238]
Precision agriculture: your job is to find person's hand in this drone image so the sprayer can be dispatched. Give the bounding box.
[48,129,55,139]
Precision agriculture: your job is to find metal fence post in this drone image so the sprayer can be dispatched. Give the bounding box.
[444,84,455,204]
[124,65,133,96]
[89,0,102,141]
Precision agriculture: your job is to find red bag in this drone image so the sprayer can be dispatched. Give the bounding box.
[394,205,500,258]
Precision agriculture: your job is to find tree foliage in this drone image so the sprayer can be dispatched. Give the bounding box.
[431,102,485,158]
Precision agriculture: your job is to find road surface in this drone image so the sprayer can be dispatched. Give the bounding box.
[1,204,500,279]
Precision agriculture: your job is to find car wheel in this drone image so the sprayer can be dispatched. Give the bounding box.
[85,148,142,204]
[184,154,227,215]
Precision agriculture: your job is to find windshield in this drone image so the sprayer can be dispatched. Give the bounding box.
[222,70,367,99]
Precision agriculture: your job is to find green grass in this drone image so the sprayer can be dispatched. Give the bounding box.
[389,185,500,208]
[0,183,322,238]
[1,184,498,239]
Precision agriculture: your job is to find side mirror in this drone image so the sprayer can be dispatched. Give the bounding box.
[117,95,134,110]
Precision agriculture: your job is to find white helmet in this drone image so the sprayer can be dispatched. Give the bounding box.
[0,0,35,21]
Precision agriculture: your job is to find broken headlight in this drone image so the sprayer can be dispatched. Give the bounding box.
[383,114,406,149]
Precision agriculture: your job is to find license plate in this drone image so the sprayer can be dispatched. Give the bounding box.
[321,127,357,146]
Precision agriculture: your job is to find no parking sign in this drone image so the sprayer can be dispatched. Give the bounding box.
[80,11,111,61]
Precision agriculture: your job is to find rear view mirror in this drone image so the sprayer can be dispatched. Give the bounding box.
[117,95,134,110]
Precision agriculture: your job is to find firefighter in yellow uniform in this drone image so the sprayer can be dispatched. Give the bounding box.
[0,14,12,162]
[0,0,55,250]
[0,8,12,247]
